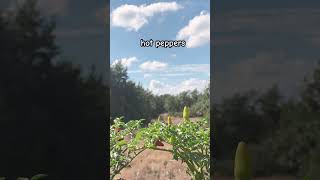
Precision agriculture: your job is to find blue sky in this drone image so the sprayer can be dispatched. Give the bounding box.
[4,0,320,99]
[110,0,210,95]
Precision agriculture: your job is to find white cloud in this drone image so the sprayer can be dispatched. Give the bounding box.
[111,2,182,31]
[160,73,192,77]
[139,61,168,71]
[148,78,209,95]
[112,57,138,67]
[144,74,152,78]
[132,63,209,75]
[177,11,210,48]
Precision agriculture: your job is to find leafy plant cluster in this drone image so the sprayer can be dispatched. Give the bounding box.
[110,107,210,180]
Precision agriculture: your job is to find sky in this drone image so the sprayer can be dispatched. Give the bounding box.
[110,0,210,95]
[3,0,320,100]
[212,0,320,101]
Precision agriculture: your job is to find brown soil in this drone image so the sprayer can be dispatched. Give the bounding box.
[114,142,190,180]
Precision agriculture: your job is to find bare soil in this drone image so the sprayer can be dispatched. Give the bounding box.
[114,142,190,180]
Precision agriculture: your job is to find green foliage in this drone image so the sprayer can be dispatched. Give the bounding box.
[0,1,107,178]
[110,108,210,180]
[215,63,320,177]
[190,87,210,118]
[302,147,320,179]
[109,117,145,180]
[110,62,165,123]
[302,176,311,180]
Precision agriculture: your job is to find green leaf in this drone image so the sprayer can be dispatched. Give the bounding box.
[117,140,127,146]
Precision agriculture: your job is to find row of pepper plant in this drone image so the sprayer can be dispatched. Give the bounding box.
[110,106,210,180]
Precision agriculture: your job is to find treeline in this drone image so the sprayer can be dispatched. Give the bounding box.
[110,62,210,123]
[0,1,107,179]
[213,63,320,178]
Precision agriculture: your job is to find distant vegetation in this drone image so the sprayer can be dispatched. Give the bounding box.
[0,0,107,178]
[213,62,320,179]
[110,62,210,124]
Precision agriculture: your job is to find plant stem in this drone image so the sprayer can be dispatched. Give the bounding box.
[150,147,173,153]
[112,147,146,179]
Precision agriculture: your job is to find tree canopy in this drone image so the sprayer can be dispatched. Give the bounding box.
[0,1,107,179]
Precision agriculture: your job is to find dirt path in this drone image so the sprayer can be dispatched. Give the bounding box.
[114,142,190,180]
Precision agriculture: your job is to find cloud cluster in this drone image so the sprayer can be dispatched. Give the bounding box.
[139,61,168,71]
[128,62,209,77]
[112,57,138,67]
[148,78,209,95]
[111,2,182,31]
[177,11,210,48]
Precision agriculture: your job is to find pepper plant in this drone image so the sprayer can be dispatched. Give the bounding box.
[110,106,210,180]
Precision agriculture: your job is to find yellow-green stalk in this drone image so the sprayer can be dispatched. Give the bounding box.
[183,106,190,121]
[167,115,172,125]
[234,141,252,180]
